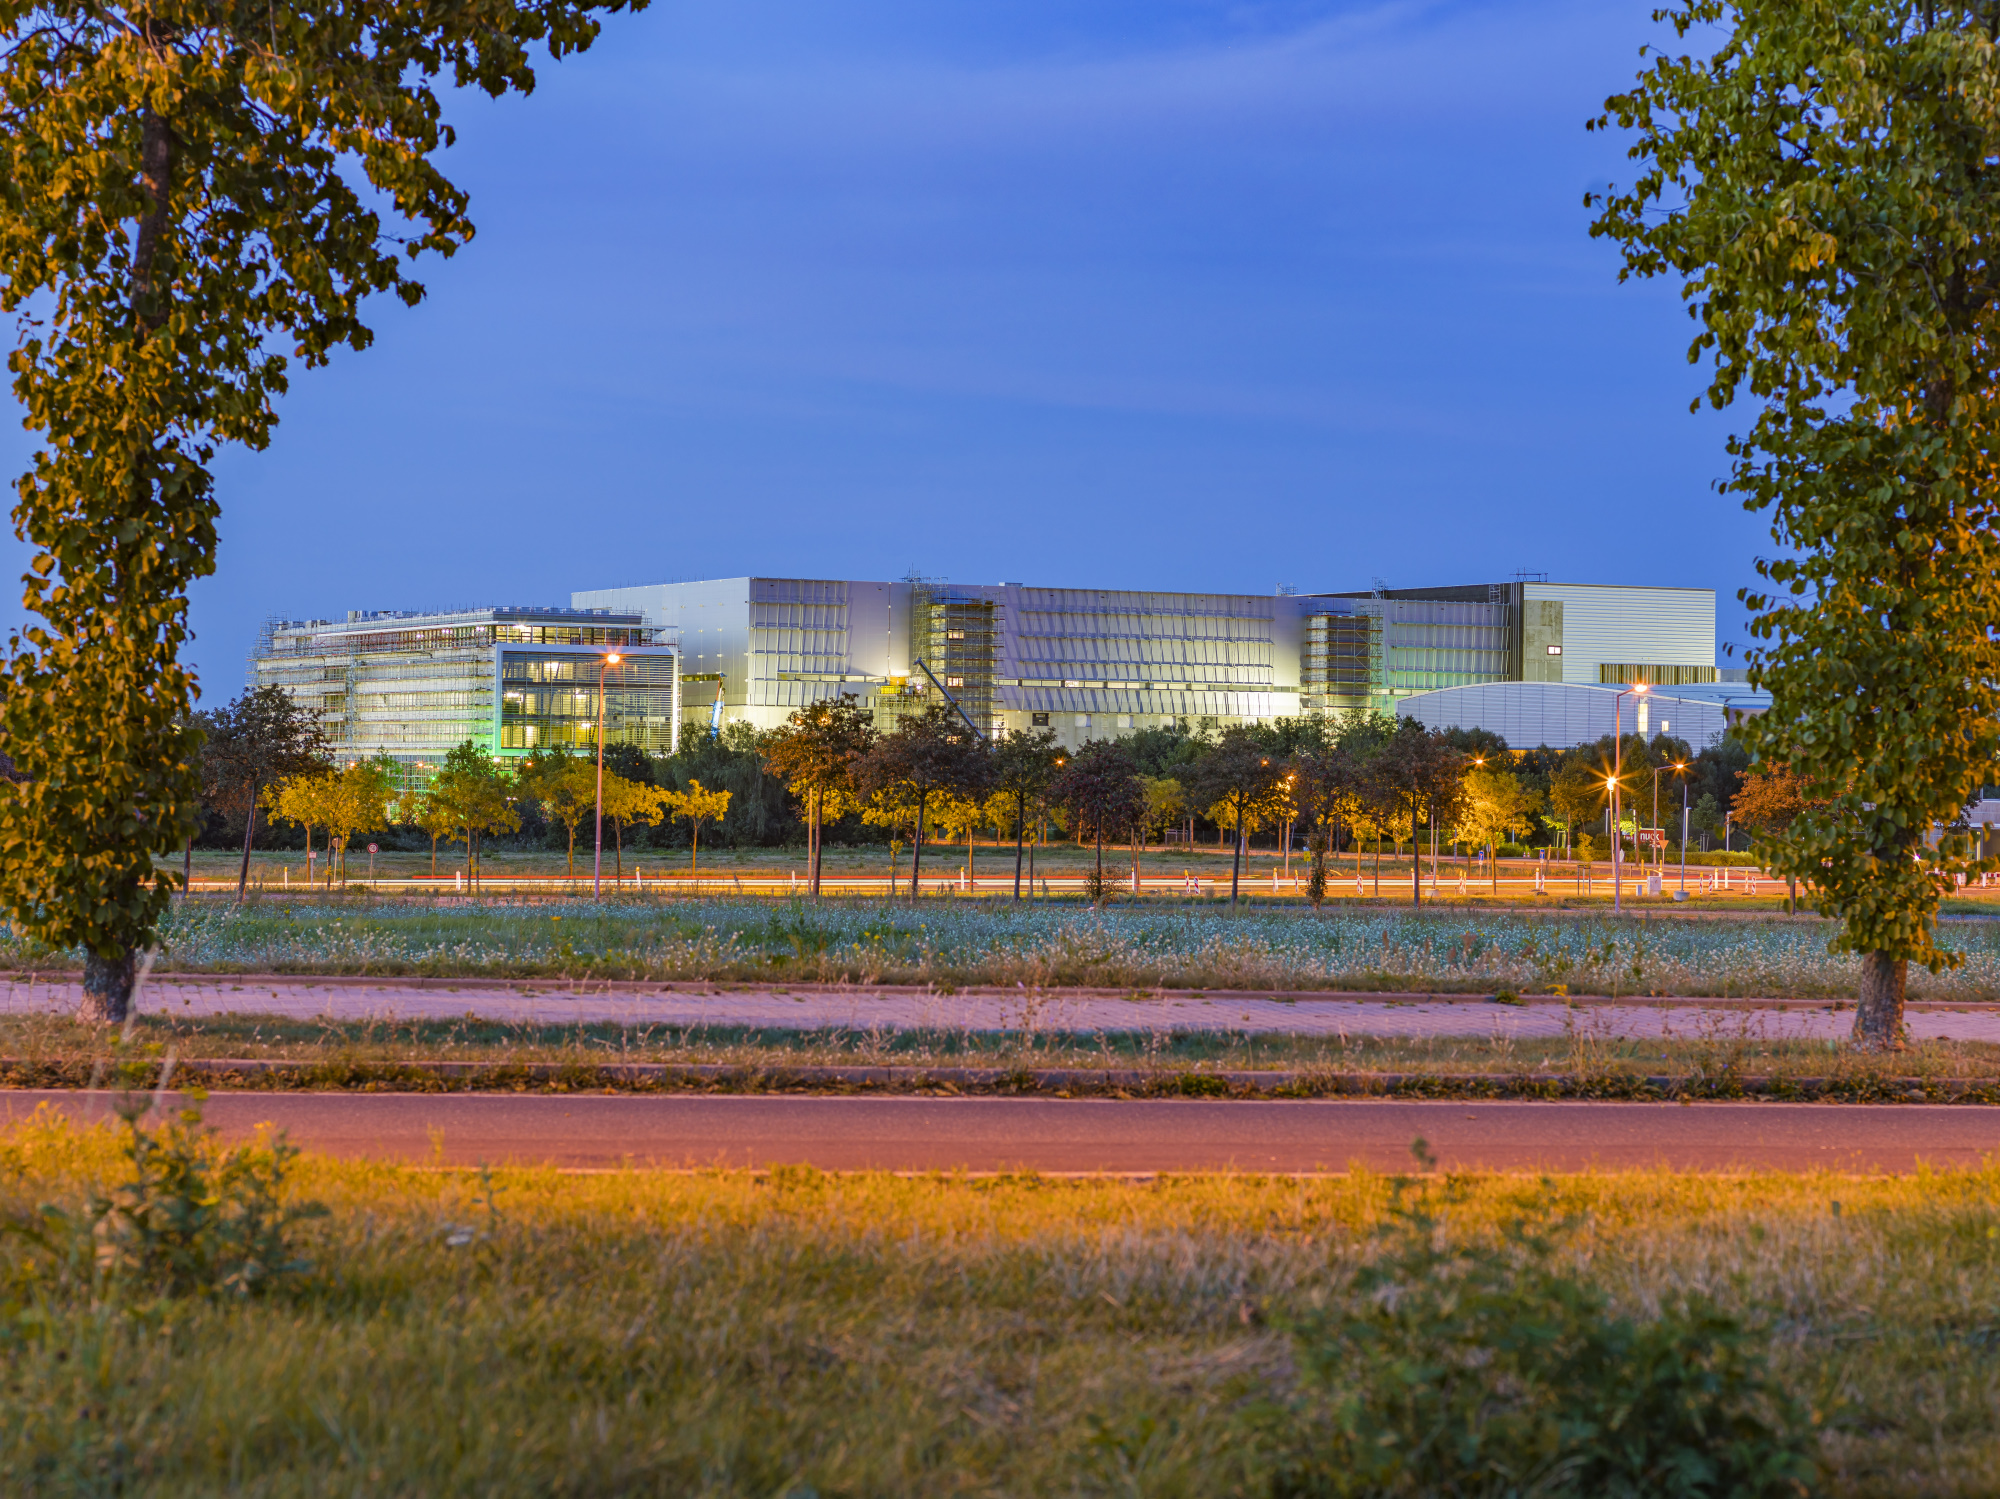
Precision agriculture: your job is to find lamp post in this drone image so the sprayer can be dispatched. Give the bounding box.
[1611,684,1649,913]
[593,651,623,899]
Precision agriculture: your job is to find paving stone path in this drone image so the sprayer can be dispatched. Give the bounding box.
[5,975,1999,1043]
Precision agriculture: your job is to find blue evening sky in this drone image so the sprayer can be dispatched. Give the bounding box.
[3,0,1763,698]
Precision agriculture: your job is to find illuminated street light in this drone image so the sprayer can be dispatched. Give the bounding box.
[1611,683,1648,913]
[593,650,625,898]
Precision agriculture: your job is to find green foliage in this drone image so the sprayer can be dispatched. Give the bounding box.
[1274,1187,1818,1498]
[0,0,643,1005]
[1591,2,2000,1008]
[7,1051,323,1303]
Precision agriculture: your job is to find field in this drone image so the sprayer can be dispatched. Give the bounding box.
[1,1107,1996,1495]
[14,898,2000,1000]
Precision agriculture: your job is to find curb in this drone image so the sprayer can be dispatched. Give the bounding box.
[5,1057,1995,1104]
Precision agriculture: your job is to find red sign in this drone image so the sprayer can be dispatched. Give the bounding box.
[368,844,379,854]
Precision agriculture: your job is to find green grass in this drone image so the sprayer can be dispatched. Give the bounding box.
[14,898,2000,999]
[3,1109,1999,1494]
[5,1012,2000,1098]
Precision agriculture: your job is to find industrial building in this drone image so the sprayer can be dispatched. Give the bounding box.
[251,607,680,772]
[569,575,1722,748]
[1395,680,1770,749]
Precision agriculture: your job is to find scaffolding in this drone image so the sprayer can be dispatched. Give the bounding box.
[1301,610,1384,717]
[250,606,677,776]
[910,582,1002,737]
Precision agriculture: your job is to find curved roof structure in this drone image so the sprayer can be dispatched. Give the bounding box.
[1394,680,1770,750]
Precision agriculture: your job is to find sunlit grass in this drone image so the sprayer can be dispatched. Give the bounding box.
[1,1108,1998,1494]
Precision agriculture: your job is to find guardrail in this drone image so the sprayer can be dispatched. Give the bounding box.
[182,865,1785,900]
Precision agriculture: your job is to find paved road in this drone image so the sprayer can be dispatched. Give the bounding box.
[8,1092,1996,1172]
[8,976,2000,1043]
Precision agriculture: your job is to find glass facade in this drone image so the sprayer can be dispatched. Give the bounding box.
[253,607,678,774]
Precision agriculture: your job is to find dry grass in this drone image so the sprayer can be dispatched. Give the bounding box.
[5,1010,2000,1098]
[1,1108,1998,1494]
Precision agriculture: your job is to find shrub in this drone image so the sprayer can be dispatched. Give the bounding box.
[1272,1188,1818,1498]
[8,1058,325,1301]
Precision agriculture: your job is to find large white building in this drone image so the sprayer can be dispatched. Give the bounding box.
[570,575,1724,749]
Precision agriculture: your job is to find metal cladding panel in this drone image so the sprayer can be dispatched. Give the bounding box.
[1522,583,1714,685]
[1394,682,1740,750]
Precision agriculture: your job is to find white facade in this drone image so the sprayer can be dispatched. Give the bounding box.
[1522,582,1716,686]
[1396,680,1769,750]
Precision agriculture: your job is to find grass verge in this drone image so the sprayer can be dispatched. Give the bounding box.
[2,1106,1997,1494]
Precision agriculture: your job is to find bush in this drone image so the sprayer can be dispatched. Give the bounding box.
[8,1055,324,1301]
[1272,1185,1818,1498]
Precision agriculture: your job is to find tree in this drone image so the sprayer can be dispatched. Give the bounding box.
[201,687,330,907]
[1369,720,1466,908]
[0,0,646,1024]
[1290,745,1371,909]
[517,748,597,877]
[928,792,988,889]
[1049,739,1145,904]
[1550,758,1612,859]
[853,707,987,902]
[600,773,668,881]
[1458,766,1544,894]
[410,784,459,877]
[1591,0,2000,1046]
[1733,765,1831,914]
[760,696,875,897]
[1140,776,1187,849]
[266,754,396,884]
[666,780,732,876]
[992,728,1062,900]
[1183,728,1284,904]
[431,741,518,889]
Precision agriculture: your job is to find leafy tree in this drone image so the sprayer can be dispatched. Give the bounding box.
[431,741,518,889]
[1550,758,1611,858]
[1049,739,1145,904]
[1290,744,1372,909]
[410,783,459,877]
[600,772,668,881]
[1592,0,2000,1045]
[1458,766,1545,893]
[1140,776,1187,848]
[853,707,987,902]
[760,696,875,896]
[1184,727,1284,904]
[266,754,395,884]
[517,747,596,877]
[1121,719,1208,777]
[200,686,329,907]
[0,0,644,1022]
[992,728,1061,900]
[665,780,732,877]
[1369,720,1466,908]
[1733,765,1832,913]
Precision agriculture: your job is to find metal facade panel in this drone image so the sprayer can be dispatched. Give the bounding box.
[1395,681,1740,750]
[1522,583,1714,685]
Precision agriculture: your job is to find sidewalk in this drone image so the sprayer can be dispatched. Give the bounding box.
[6,977,1997,1043]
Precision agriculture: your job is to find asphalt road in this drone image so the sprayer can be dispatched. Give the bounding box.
[6,1092,1997,1173]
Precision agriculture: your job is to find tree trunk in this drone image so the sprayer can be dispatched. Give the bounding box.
[183,834,192,895]
[1026,831,1036,899]
[1230,802,1244,904]
[809,788,821,898]
[236,791,259,901]
[1411,803,1422,908]
[1013,791,1026,901]
[81,947,137,1025]
[911,794,928,901]
[1094,823,1104,904]
[1854,951,1907,1049]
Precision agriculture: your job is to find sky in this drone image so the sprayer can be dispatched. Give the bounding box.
[1,0,1766,698]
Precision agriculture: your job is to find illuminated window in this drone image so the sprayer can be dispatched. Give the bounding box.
[945,676,964,688]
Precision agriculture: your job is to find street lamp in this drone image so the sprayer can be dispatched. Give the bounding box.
[1611,683,1648,913]
[593,651,623,899]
